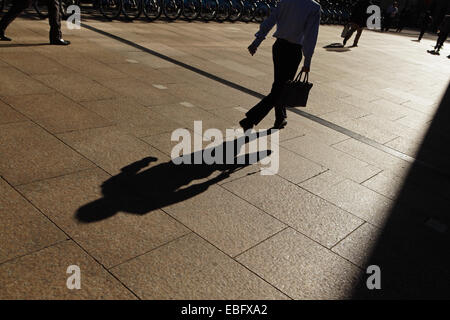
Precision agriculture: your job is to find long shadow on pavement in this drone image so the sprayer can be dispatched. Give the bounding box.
[76,131,273,223]
[352,82,450,299]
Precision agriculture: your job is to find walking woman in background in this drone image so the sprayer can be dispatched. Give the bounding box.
[239,0,321,131]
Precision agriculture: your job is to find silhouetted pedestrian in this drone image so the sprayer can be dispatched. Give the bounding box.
[418,11,433,41]
[396,7,410,32]
[0,0,70,45]
[343,0,371,47]
[239,0,320,130]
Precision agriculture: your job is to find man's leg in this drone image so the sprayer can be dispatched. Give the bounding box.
[0,0,33,40]
[47,0,69,44]
[352,26,363,46]
[273,41,302,125]
[343,23,356,46]
[47,0,61,41]
[244,39,302,127]
[418,26,426,41]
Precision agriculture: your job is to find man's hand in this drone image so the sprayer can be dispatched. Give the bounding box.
[301,66,310,73]
[248,42,258,56]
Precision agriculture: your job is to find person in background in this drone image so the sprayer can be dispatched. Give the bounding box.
[0,0,70,45]
[428,15,450,56]
[383,1,399,32]
[418,10,433,41]
[343,0,371,47]
[396,7,410,32]
[239,0,320,131]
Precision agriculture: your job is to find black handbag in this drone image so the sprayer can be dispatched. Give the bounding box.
[278,72,313,108]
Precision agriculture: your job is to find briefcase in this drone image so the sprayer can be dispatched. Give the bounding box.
[279,72,313,108]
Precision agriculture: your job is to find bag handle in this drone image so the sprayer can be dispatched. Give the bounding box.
[294,71,309,83]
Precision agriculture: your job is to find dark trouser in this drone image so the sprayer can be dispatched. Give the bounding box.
[418,25,427,41]
[246,38,302,125]
[344,23,363,46]
[0,0,62,40]
[435,32,449,51]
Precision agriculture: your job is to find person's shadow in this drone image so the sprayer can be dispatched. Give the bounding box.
[76,131,274,223]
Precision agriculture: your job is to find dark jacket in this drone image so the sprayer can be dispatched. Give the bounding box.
[350,0,371,27]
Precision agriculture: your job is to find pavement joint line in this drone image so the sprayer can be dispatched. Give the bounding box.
[107,232,193,271]
[80,22,450,180]
[155,203,294,300]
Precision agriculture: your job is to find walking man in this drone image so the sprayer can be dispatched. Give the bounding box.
[418,11,432,42]
[0,0,70,45]
[343,0,371,47]
[239,0,320,130]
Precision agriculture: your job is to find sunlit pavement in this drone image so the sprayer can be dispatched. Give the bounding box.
[1,13,450,299]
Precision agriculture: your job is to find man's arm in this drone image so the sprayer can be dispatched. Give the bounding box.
[302,6,321,70]
[248,4,281,54]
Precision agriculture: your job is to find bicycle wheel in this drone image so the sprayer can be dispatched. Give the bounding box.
[99,0,122,20]
[200,0,218,21]
[254,1,269,22]
[34,0,49,19]
[122,0,142,20]
[143,0,162,21]
[228,0,243,22]
[182,0,200,21]
[240,0,254,22]
[216,0,230,22]
[163,0,183,20]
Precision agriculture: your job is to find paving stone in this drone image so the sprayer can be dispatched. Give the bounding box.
[332,138,411,176]
[111,233,288,299]
[223,174,363,248]
[301,176,393,227]
[0,99,26,124]
[236,228,363,299]
[332,222,382,268]
[17,168,190,268]
[0,178,67,263]
[97,77,181,106]
[0,121,94,186]
[1,93,112,133]
[33,73,118,102]
[0,241,135,299]
[282,135,381,183]
[57,126,167,175]
[0,52,71,75]
[275,147,327,183]
[80,97,181,137]
[163,185,286,257]
[0,67,54,96]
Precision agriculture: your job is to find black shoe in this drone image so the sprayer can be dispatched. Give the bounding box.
[350,44,358,48]
[273,119,287,130]
[0,32,11,41]
[50,38,71,45]
[239,118,254,132]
